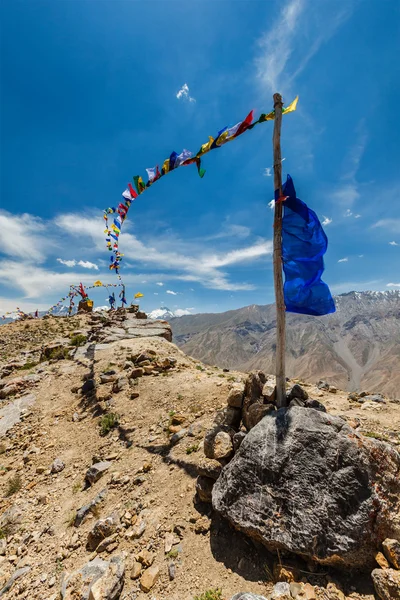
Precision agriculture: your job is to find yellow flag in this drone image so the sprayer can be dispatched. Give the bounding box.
[134,292,144,299]
[282,96,299,114]
[93,280,103,287]
[162,158,170,174]
[198,136,214,155]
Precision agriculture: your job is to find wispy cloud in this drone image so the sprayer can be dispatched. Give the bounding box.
[389,241,399,246]
[338,257,348,263]
[166,290,178,295]
[372,219,400,233]
[176,83,195,103]
[322,216,332,226]
[263,167,272,177]
[255,0,353,94]
[387,282,400,287]
[156,282,164,286]
[57,258,76,267]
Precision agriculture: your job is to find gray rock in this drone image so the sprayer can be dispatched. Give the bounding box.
[317,380,329,390]
[100,372,117,384]
[371,568,400,600]
[0,566,31,598]
[75,488,107,527]
[261,384,276,403]
[364,394,386,404]
[287,384,309,401]
[61,555,124,600]
[0,538,6,556]
[51,458,65,474]
[288,398,304,409]
[85,461,112,486]
[304,399,326,412]
[112,376,129,393]
[215,406,242,429]
[168,561,176,581]
[212,406,400,568]
[170,428,188,445]
[81,379,96,394]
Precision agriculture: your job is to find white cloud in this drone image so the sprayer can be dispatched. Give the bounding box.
[154,293,159,295]
[358,255,364,258]
[338,257,348,263]
[264,167,272,177]
[176,83,195,103]
[206,223,251,241]
[268,200,275,210]
[386,283,400,287]
[354,214,361,219]
[57,258,77,267]
[321,216,332,226]
[78,260,98,270]
[389,241,399,246]
[166,290,178,295]
[0,211,49,262]
[344,209,353,218]
[373,219,400,233]
[156,282,164,286]
[57,258,98,270]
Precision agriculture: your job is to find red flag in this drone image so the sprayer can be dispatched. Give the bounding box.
[234,110,254,138]
[128,183,138,199]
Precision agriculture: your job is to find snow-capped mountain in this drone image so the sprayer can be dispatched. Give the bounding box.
[148,307,193,320]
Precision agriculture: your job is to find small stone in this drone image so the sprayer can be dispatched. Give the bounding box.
[270,581,291,599]
[329,386,337,394]
[96,533,118,553]
[198,458,222,481]
[130,560,142,579]
[289,582,304,599]
[194,516,210,535]
[287,384,309,401]
[130,517,146,539]
[233,431,246,452]
[85,461,111,486]
[138,549,154,567]
[48,576,56,587]
[130,392,140,399]
[100,373,117,384]
[316,380,329,390]
[227,386,245,408]
[0,538,6,556]
[168,561,176,581]
[303,583,317,600]
[214,431,234,460]
[129,368,144,379]
[140,565,159,592]
[36,466,46,474]
[170,429,188,445]
[376,551,390,569]
[50,458,65,474]
[382,538,400,569]
[112,376,129,393]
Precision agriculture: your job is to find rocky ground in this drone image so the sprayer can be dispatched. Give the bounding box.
[0,310,399,600]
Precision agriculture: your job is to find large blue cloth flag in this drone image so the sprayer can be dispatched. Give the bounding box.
[280,175,336,316]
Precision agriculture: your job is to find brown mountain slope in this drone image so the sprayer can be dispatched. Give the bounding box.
[171,291,400,398]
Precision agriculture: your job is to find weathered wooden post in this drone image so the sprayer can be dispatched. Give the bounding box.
[272,93,287,408]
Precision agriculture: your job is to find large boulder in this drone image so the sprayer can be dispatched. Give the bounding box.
[212,406,400,569]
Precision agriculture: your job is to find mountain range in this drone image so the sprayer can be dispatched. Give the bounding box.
[170,291,400,398]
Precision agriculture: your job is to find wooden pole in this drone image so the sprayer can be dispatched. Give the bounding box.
[272,92,287,408]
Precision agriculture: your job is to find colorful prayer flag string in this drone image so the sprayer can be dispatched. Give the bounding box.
[103,97,298,274]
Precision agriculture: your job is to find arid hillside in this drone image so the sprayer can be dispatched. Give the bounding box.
[0,310,399,600]
[171,291,400,398]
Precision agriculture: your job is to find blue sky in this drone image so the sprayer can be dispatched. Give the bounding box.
[1,0,399,316]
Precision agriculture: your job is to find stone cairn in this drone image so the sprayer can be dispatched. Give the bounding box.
[196,371,323,503]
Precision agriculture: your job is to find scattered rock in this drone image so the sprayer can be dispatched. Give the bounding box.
[138,549,154,567]
[50,458,65,474]
[140,565,159,592]
[75,488,107,527]
[270,582,291,599]
[130,517,146,539]
[317,380,329,390]
[168,561,176,581]
[227,386,245,408]
[382,538,400,569]
[230,595,268,600]
[375,551,390,569]
[130,560,142,579]
[262,384,276,402]
[213,430,234,460]
[304,399,326,412]
[170,429,188,445]
[204,425,234,460]
[85,462,112,486]
[129,368,144,380]
[0,566,30,598]
[112,376,129,393]
[61,555,124,600]
[371,568,400,600]
[213,406,400,568]
[87,513,120,551]
[329,386,337,394]
[287,384,309,401]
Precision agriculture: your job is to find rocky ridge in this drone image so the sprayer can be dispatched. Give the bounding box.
[0,309,399,600]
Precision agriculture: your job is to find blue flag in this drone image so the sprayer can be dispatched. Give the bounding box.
[280,175,335,316]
